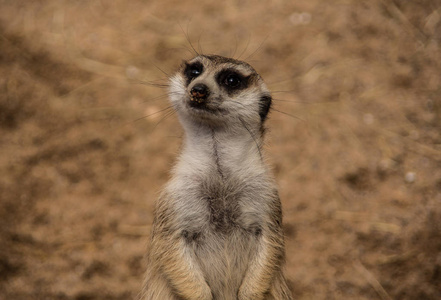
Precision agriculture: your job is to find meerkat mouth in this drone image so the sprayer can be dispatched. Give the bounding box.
[189,95,206,105]
[190,92,206,103]
[184,95,228,123]
[186,100,223,114]
[187,95,210,110]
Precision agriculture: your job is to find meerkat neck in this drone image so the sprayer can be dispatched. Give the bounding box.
[175,123,266,179]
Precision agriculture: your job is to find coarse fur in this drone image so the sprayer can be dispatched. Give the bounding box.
[141,55,292,300]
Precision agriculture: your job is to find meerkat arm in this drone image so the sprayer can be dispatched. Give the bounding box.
[156,238,212,299]
[147,203,212,300]
[238,196,287,300]
[238,231,285,300]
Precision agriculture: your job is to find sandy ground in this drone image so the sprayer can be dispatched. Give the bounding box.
[1,1,441,299]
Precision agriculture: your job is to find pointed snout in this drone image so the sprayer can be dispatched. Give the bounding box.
[190,83,210,104]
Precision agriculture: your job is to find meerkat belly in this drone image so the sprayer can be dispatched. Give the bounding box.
[181,217,261,299]
[177,180,266,298]
[198,230,259,299]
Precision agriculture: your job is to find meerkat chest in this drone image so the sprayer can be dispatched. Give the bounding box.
[170,173,271,237]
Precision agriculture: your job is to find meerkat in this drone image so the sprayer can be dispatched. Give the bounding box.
[141,55,292,300]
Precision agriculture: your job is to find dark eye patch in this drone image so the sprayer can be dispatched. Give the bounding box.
[184,62,203,85]
[216,69,249,93]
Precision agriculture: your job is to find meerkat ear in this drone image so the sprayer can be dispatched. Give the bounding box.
[258,94,272,123]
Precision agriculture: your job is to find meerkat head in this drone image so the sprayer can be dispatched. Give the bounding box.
[168,55,272,129]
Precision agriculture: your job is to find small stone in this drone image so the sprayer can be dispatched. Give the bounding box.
[405,172,416,183]
[363,113,374,125]
[126,65,140,79]
[289,12,312,25]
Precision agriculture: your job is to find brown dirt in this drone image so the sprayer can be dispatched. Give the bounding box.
[1,1,440,299]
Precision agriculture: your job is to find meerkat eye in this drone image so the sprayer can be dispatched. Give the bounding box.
[190,67,201,77]
[225,74,241,88]
[216,69,248,92]
[185,62,203,80]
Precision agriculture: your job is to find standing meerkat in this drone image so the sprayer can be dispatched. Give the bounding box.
[141,55,292,300]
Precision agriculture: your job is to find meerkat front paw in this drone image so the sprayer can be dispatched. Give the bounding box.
[238,288,265,300]
[199,284,213,300]
[178,282,212,300]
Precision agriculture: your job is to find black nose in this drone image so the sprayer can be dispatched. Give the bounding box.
[190,84,210,103]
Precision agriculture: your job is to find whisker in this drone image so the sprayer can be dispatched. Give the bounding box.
[271,90,298,94]
[236,34,251,60]
[271,107,305,122]
[266,63,324,86]
[197,32,204,54]
[140,93,171,105]
[178,22,199,56]
[130,105,174,124]
[139,91,185,105]
[272,99,303,103]
[273,97,336,105]
[151,61,171,78]
[152,109,177,131]
[228,98,306,124]
[272,98,311,104]
[244,34,270,62]
[230,34,239,59]
[132,78,169,89]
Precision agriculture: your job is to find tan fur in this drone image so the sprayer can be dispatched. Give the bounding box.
[141,55,292,300]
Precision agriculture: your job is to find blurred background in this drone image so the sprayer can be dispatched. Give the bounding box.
[1,1,440,299]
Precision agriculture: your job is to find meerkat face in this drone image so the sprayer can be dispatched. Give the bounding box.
[169,55,272,127]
